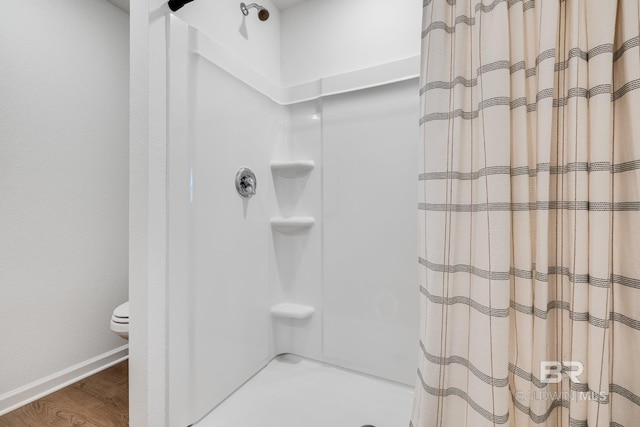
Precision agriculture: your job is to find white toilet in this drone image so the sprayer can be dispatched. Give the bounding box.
[110,301,129,340]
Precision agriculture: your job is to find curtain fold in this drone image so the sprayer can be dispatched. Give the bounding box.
[412,1,640,426]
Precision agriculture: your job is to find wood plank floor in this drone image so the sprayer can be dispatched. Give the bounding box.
[0,361,128,427]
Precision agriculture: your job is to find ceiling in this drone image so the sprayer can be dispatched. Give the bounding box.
[106,0,308,14]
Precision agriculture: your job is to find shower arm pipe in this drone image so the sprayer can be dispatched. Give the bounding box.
[241,2,261,12]
[168,0,195,12]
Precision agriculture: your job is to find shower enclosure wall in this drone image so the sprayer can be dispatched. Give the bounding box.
[133,2,422,425]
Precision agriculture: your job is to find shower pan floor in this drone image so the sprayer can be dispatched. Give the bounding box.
[195,354,414,427]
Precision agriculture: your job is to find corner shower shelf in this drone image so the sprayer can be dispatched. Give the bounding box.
[270,160,315,178]
[270,216,315,234]
[271,303,315,320]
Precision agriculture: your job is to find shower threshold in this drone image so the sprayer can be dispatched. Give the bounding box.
[194,354,414,427]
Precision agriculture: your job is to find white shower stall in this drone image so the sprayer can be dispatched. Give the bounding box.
[130,1,422,425]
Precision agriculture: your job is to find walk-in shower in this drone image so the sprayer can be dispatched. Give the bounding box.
[129,1,640,426]
[163,2,421,425]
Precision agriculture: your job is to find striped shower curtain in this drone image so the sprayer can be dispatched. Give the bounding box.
[412,1,640,426]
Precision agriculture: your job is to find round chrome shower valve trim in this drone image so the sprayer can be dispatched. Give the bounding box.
[235,167,257,197]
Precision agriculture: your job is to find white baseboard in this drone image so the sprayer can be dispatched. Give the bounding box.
[0,344,129,416]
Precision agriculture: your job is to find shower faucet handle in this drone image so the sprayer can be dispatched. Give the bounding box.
[242,176,255,194]
[235,167,257,198]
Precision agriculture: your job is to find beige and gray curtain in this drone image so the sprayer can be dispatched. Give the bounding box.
[412,1,640,426]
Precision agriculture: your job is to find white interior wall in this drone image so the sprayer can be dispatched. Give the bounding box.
[166,19,289,426]
[187,56,279,424]
[267,83,420,388]
[280,0,422,86]
[322,80,419,385]
[0,0,129,403]
[130,1,284,424]
[172,0,282,84]
[268,100,324,359]
[129,0,169,425]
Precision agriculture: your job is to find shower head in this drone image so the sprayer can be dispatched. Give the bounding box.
[258,7,270,21]
[168,0,194,11]
[240,2,270,21]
